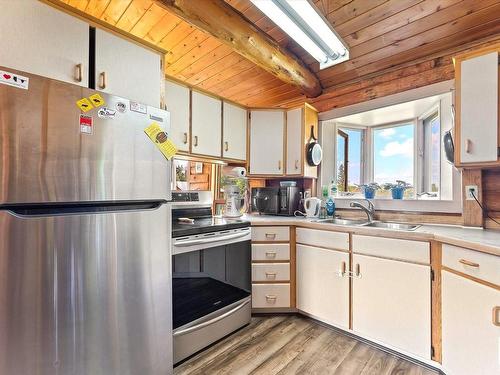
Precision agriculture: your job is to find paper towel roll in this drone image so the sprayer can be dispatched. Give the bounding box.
[228,167,246,177]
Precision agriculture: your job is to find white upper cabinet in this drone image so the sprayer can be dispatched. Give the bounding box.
[165,80,190,152]
[352,254,431,359]
[442,271,500,375]
[286,108,303,175]
[95,29,161,107]
[296,244,350,329]
[458,51,499,164]
[0,0,89,86]
[249,110,285,175]
[191,91,222,157]
[223,102,247,161]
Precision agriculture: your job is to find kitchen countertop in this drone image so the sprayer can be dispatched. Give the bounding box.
[242,214,500,257]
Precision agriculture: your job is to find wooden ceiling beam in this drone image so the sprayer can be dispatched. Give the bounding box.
[155,0,322,97]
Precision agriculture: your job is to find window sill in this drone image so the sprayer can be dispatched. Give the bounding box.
[334,196,461,213]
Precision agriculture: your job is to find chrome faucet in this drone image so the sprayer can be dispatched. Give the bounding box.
[350,199,375,222]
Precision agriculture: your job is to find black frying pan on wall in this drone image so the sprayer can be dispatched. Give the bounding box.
[306,125,323,166]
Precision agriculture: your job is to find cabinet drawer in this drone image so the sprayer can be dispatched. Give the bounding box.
[252,244,290,261]
[352,235,429,263]
[442,244,500,285]
[251,226,289,242]
[252,284,290,308]
[252,263,290,282]
[296,228,349,251]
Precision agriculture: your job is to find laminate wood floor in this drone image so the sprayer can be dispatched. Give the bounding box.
[174,315,438,375]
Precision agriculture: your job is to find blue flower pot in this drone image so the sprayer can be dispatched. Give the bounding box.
[364,187,376,199]
[391,187,405,199]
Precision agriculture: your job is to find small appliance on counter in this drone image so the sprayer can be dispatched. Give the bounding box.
[251,186,301,216]
[304,197,321,218]
[221,167,248,218]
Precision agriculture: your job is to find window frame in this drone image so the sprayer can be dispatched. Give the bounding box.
[335,124,366,192]
[369,119,418,194]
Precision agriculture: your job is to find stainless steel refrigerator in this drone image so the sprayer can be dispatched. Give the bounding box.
[0,67,173,375]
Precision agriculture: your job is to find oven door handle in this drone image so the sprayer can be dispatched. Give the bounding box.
[173,297,251,337]
[174,230,250,247]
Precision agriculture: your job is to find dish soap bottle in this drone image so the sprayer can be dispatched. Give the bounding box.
[326,195,335,217]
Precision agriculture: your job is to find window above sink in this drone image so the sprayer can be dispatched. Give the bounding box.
[319,83,462,213]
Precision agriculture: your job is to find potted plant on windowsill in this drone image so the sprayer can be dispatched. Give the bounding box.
[382,180,412,199]
[359,182,381,199]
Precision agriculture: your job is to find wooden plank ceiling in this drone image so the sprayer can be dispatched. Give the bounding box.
[53,0,500,111]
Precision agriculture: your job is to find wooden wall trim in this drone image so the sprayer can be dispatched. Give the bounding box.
[430,241,442,363]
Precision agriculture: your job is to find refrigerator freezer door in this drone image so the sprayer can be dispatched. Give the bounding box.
[0,204,172,375]
[0,67,171,204]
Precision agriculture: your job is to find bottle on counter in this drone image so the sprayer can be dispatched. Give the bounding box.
[326,196,335,217]
[329,179,338,198]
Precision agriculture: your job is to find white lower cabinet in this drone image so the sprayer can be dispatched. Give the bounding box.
[352,254,431,359]
[296,244,350,329]
[442,270,500,375]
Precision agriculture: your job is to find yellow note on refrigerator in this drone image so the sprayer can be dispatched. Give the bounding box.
[144,122,177,160]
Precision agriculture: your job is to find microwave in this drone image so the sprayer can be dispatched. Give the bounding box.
[251,187,301,216]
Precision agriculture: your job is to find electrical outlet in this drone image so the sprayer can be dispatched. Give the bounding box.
[465,185,479,200]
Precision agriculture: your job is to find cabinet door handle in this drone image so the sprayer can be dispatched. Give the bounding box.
[265,295,277,302]
[265,272,277,279]
[339,261,346,277]
[265,233,276,239]
[355,263,361,278]
[74,63,82,82]
[465,139,472,154]
[278,160,282,170]
[194,135,198,147]
[493,307,500,327]
[459,259,479,268]
[98,72,106,89]
[224,141,229,152]
[183,132,188,144]
[295,159,299,170]
[265,251,276,258]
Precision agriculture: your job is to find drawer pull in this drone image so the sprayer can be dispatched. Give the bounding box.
[459,259,480,268]
[224,141,229,152]
[493,307,500,327]
[265,272,277,279]
[183,132,188,144]
[193,135,198,147]
[265,233,276,240]
[265,251,276,258]
[265,295,277,303]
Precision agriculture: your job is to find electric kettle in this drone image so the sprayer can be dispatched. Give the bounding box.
[304,197,321,218]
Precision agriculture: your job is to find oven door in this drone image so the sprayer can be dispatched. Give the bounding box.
[172,239,251,364]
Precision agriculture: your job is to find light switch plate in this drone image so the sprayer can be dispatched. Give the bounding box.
[465,185,479,200]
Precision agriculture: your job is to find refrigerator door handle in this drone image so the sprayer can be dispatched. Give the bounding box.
[173,297,251,337]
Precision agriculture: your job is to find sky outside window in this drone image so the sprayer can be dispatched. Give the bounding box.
[373,124,414,185]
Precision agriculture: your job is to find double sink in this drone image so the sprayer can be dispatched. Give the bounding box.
[315,218,421,231]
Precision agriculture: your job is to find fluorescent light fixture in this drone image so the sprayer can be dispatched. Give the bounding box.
[251,0,349,69]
